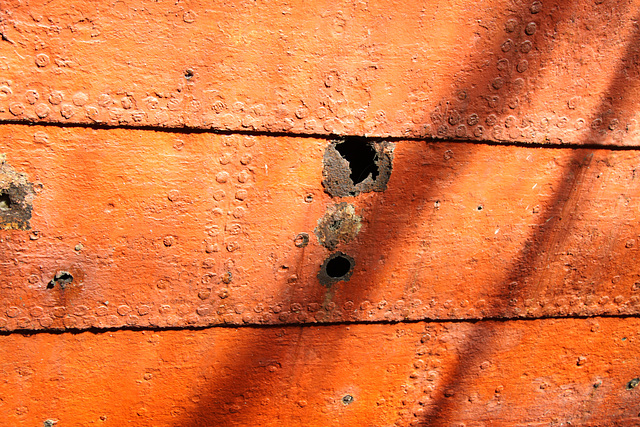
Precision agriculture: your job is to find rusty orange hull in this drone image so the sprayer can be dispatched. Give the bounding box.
[2,318,640,426]
[1,125,640,330]
[1,0,640,425]
[2,0,640,146]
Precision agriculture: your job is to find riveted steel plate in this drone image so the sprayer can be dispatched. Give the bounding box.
[1,318,639,425]
[2,124,640,331]
[0,0,639,145]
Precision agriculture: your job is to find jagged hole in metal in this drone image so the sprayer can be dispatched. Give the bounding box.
[0,192,11,211]
[335,137,379,185]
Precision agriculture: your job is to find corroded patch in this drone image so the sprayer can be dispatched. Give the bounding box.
[0,156,34,230]
[322,137,394,197]
[314,203,362,250]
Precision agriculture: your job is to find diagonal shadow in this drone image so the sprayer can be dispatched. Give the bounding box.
[421,10,640,427]
[175,2,640,426]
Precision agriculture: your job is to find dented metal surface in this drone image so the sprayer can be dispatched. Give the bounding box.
[1,318,639,426]
[2,124,640,331]
[0,0,639,145]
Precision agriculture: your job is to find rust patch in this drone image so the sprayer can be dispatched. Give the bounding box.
[322,137,394,197]
[314,203,362,250]
[0,156,34,230]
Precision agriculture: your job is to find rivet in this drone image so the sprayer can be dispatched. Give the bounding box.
[294,233,309,248]
[520,40,533,53]
[525,22,537,35]
[35,53,50,67]
[9,103,25,116]
[35,104,51,118]
[505,19,518,33]
[216,171,229,183]
[530,1,542,13]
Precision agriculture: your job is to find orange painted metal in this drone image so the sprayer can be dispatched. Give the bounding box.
[1,125,640,331]
[0,0,638,145]
[1,0,640,425]
[1,318,640,426]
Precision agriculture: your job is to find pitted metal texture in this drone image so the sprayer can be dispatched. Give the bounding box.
[1,125,640,331]
[0,0,638,145]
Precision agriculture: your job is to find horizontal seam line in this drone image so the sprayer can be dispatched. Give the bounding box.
[2,312,638,336]
[1,119,639,151]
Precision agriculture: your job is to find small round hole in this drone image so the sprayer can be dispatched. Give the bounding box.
[477,205,484,211]
[318,252,355,287]
[184,69,194,80]
[342,394,354,405]
[326,255,352,278]
[0,192,11,211]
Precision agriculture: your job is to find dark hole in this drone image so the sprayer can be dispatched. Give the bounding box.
[48,271,73,289]
[328,219,343,231]
[326,255,352,278]
[184,69,194,80]
[0,192,11,211]
[627,378,640,390]
[342,394,354,405]
[335,137,379,185]
[477,205,484,211]
[56,272,73,284]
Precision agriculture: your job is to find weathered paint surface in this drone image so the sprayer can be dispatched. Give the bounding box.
[1,0,640,425]
[1,125,640,330]
[0,0,639,145]
[2,318,640,426]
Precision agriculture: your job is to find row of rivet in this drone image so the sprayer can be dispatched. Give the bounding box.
[1,87,633,143]
[1,293,639,331]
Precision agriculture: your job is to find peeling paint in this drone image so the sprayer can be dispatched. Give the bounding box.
[314,203,362,250]
[0,156,34,230]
